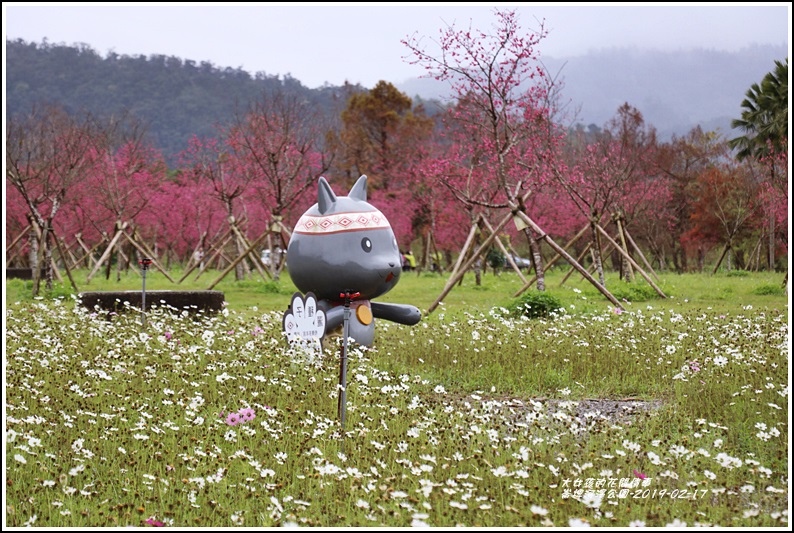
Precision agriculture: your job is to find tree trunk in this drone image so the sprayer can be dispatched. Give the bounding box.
[524,228,545,291]
[590,220,605,286]
[615,214,634,282]
[767,208,775,270]
[712,242,731,274]
[28,218,41,296]
[41,221,55,292]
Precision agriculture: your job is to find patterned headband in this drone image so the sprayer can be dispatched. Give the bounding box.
[293,210,391,235]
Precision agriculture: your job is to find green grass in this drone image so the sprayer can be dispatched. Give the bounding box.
[7,265,787,318]
[4,266,790,527]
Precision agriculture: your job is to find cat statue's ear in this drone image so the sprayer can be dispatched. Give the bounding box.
[348,175,368,202]
[317,176,337,215]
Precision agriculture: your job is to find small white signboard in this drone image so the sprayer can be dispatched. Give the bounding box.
[282,292,326,355]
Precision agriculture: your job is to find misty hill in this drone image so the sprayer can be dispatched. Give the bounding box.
[5,39,359,164]
[397,44,788,140]
[6,38,787,165]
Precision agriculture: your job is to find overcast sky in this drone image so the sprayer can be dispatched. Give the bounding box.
[4,3,791,89]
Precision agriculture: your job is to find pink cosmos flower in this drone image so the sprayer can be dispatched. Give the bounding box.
[252,326,264,336]
[164,331,173,341]
[612,307,623,315]
[145,518,164,527]
[633,469,647,480]
[225,412,241,426]
[238,407,256,423]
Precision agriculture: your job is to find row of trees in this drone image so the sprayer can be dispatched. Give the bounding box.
[6,10,788,296]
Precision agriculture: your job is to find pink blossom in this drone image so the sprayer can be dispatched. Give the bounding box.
[145,518,165,527]
[225,412,241,426]
[238,407,256,423]
[633,469,647,480]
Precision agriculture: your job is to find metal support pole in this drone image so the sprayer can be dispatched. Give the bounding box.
[139,258,152,328]
[338,290,360,435]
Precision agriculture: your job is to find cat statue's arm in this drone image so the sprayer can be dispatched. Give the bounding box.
[371,302,421,326]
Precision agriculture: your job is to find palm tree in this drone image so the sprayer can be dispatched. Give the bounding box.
[729,58,788,160]
[729,58,788,278]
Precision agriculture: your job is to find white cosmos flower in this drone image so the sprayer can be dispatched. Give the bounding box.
[647,451,663,465]
[580,490,603,509]
[491,466,509,477]
[713,356,728,367]
[715,452,742,469]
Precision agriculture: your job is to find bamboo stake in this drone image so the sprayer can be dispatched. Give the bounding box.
[596,224,666,298]
[481,216,527,284]
[427,213,513,315]
[623,226,659,281]
[229,222,272,281]
[514,222,590,297]
[122,231,176,283]
[206,232,269,290]
[448,217,481,280]
[510,205,623,309]
[559,242,592,287]
[52,231,79,292]
[6,225,31,254]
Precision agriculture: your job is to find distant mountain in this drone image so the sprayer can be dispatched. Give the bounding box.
[6,38,787,166]
[397,44,788,140]
[5,38,358,165]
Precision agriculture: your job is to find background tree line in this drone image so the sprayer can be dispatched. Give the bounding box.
[4,14,788,297]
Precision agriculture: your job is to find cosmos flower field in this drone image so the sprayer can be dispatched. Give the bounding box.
[4,295,789,527]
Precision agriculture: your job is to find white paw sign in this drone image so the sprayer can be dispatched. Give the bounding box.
[282,292,326,354]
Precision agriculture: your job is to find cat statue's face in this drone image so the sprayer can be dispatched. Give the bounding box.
[286,175,402,302]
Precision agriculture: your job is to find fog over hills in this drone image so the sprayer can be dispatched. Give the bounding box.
[6,39,787,163]
[396,44,788,140]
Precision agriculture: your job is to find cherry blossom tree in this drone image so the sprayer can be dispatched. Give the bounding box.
[683,160,761,272]
[403,8,565,289]
[226,87,332,279]
[6,104,99,294]
[653,127,726,272]
[179,133,255,280]
[553,103,659,285]
[142,175,225,268]
[81,113,168,278]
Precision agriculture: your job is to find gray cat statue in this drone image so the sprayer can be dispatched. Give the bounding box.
[286,175,422,347]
